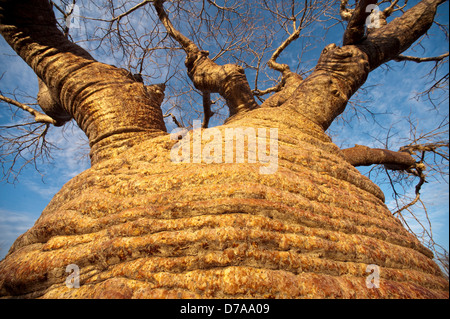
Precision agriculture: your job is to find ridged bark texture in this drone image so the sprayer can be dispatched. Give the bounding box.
[0,0,167,163]
[0,107,447,298]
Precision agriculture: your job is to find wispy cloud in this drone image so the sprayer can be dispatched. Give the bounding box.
[0,208,37,259]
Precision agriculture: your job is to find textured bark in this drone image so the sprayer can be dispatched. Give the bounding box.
[282,0,444,130]
[260,72,303,109]
[342,0,377,45]
[0,0,167,163]
[0,107,448,298]
[360,0,446,70]
[282,44,370,130]
[0,0,448,299]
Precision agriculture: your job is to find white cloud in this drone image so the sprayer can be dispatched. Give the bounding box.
[0,208,37,259]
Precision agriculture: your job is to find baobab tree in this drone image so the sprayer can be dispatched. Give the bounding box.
[0,0,448,298]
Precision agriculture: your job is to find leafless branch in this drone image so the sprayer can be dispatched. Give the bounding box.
[0,122,57,183]
[267,0,309,74]
[395,52,449,63]
[392,163,426,216]
[164,112,183,128]
[0,94,57,125]
[153,0,200,56]
[341,144,417,169]
[110,0,153,23]
[339,0,353,21]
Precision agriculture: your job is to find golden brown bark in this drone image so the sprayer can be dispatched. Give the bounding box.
[0,107,448,298]
[0,0,448,299]
[0,0,166,163]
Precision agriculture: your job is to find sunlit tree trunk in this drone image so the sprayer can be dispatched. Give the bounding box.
[0,0,448,298]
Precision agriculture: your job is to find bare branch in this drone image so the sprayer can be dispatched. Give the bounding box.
[0,122,57,183]
[341,144,417,169]
[163,112,183,128]
[400,141,449,160]
[395,52,449,63]
[205,0,239,13]
[267,0,310,75]
[383,0,409,18]
[0,94,57,125]
[267,0,307,74]
[392,162,426,215]
[153,0,258,117]
[339,0,354,21]
[153,0,200,56]
[253,82,284,96]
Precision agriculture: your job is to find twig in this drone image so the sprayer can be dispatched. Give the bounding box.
[164,112,183,128]
[111,0,153,23]
[202,92,213,129]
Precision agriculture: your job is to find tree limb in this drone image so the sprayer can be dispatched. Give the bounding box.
[153,0,200,57]
[281,0,447,130]
[259,72,303,108]
[339,0,353,21]
[395,52,449,63]
[1,0,168,163]
[202,93,213,129]
[258,1,310,107]
[267,0,308,74]
[163,113,182,128]
[341,144,416,169]
[399,141,449,159]
[392,162,427,216]
[361,0,447,70]
[111,0,152,23]
[0,94,57,125]
[343,0,377,45]
[153,0,258,117]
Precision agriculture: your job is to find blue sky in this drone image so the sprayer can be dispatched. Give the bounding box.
[0,0,448,263]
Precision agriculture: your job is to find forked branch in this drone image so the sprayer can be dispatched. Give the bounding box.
[267,0,308,75]
[153,0,258,117]
[342,0,377,45]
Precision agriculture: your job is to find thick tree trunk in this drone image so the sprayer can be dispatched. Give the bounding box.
[0,0,167,163]
[0,0,448,298]
[0,106,448,298]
